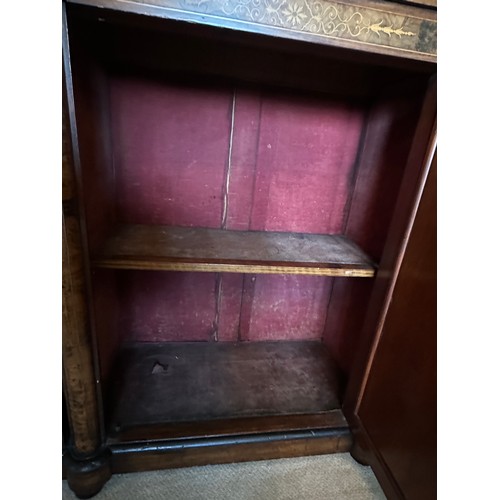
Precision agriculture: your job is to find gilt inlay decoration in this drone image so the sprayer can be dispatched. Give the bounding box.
[149,0,436,56]
[71,0,437,59]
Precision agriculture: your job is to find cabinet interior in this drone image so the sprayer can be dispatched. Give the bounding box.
[66,4,434,444]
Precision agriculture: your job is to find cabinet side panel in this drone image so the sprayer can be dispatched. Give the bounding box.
[68,24,116,255]
[343,77,436,419]
[344,95,424,259]
[356,155,436,500]
[63,14,106,455]
[323,92,424,375]
[322,279,374,379]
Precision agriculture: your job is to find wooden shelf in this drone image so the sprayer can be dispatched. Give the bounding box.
[108,340,345,442]
[92,225,376,277]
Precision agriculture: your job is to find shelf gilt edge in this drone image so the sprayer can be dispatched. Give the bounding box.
[92,259,377,277]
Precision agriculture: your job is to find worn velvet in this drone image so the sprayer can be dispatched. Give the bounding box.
[107,75,366,344]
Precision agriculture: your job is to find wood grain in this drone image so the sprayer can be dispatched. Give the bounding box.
[92,225,376,276]
[342,78,436,498]
[63,9,102,458]
[108,341,342,430]
[353,153,436,500]
[62,215,100,457]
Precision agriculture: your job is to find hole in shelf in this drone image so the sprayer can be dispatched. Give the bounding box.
[151,361,169,375]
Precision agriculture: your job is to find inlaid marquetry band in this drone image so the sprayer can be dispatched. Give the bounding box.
[70,0,436,59]
[92,259,376,277]
[166,0,436,54]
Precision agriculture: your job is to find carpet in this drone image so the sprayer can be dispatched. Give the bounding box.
[62,453,386,499]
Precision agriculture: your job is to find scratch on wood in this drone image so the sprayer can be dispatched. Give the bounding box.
[222,89,237,229]
[215,89,237,342]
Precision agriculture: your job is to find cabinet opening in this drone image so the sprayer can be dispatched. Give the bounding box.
[67,4,434,444]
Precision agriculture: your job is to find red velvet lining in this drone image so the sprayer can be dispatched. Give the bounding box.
[104,75,394,344]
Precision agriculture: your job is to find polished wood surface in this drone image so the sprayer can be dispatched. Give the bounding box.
[351,154,436,499]
[110,429,352,473]
[108,411,348,443]
[93,225,376,276]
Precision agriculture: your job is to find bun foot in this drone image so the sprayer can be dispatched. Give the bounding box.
[350,430,371,466]
[63,448,112,499]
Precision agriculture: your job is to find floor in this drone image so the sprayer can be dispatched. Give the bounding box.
[62,453,386,499]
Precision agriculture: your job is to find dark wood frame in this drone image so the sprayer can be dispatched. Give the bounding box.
[347,151,437,498]
[62,0,436,497]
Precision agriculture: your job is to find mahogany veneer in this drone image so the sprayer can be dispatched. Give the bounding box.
[62,0,436,498]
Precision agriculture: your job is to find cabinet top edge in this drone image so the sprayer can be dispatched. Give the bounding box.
[64,0,436,64]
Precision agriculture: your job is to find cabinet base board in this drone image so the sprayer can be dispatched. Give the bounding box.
[108,428,352,474]
[109,341,343,432]
[108,410,348,443]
